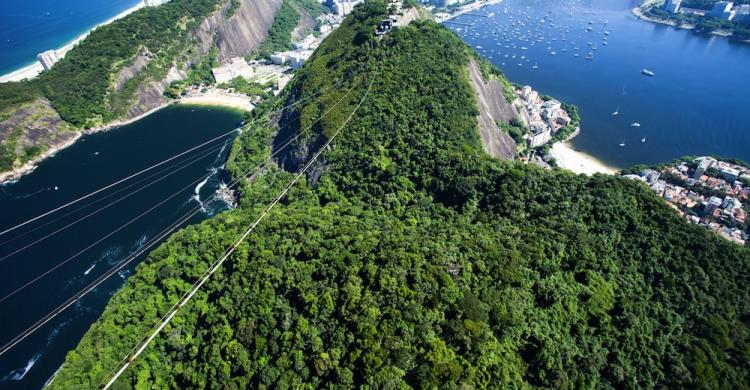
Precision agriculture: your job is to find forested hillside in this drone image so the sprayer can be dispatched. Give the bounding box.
[50,2,750,388]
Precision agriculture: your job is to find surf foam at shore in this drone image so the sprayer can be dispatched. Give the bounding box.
[0,2,145,83]
[551,141,618,175]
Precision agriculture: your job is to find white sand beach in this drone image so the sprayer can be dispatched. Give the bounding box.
[0,2,146,83]
[551,141,618,175]
[179,91,254,112]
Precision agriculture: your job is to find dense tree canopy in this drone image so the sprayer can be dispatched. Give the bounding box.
[50,2,750,389]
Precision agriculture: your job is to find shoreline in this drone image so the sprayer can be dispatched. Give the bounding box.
[550,141,618,176]
[0,2,146,83]
[631,5,750,42]
[178,90,254,112]
[0,101,172,185]
[0,91,254,185]
[437,0,504,23]
[631,6,695,30]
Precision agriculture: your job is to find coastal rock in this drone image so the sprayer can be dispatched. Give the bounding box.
[0,98,78,182]
[466,59,518,160]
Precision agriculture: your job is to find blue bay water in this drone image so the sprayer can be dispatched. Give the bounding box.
[0,106,242,389]
[450,0,750,168]
[0,0,140,75]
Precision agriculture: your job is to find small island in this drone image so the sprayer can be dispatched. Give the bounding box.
[635,0,750,40]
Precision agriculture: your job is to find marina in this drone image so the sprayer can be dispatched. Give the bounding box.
[444,0,750,169]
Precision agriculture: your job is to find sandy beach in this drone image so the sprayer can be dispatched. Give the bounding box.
[0,2,146,83]
[179,91,254,112]
[550,141,618,176]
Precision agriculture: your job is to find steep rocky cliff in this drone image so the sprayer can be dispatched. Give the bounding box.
[122,0,283,119]
[467,59,518,160]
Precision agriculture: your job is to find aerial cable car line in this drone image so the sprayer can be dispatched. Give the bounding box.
[0,81,360,357]
[0,129,237,238]
[0,143,227,263]
[0,142,228,248]
[0,87,356,305]
[0,73,359,239]
[0,168,221,305]
[101,69,377,390]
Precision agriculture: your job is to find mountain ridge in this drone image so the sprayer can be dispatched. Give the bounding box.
[47,2,750,388]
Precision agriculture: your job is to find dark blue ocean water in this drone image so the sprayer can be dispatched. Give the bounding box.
[451,0,750,168]
[0,106,242,389]
[0,0,140,75]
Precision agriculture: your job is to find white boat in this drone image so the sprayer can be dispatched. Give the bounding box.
[619,140,626,147]
[532,63,539,69]
[631,122,641,127]
[641,137,646,143]
[612,107,619,116]
[641,69,655,76]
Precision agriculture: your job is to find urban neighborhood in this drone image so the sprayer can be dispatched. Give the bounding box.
[624,157,750,245]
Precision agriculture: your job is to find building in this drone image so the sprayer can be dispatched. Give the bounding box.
[541,99,562,121]
[293,35,316,50]
[528,125,551,148]
[664,0,682,14]
[693,158,712,179]
[710,1,734,19]
[270,54,287,65]
[734,4,750,20]
[519,86,538,102]
[720,167,740,183]
[36,50,59,71]
[723,196,742,210]
[640,169,661,185]
[211,58,254,84]
[332,0,362,16]
[705,196,723,214]
[143,0,168,6]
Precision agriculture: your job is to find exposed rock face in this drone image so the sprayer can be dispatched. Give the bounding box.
[121,0,282,120]
[466,59,518,160]
[291,7,316,42]
[114,47,153,92]
[0,98,78,181]
[201,0,283,63]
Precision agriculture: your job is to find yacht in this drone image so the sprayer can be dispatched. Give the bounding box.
[631,122,641,127]
[641,69,655,76]
[611,107,619,116]
[619,140,626,147]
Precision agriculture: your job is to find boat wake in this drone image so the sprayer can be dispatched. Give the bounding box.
[2,353,41,382]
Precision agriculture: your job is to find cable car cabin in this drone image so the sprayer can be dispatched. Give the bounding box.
[375,20,393,36]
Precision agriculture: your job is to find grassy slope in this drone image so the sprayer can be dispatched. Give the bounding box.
[51,2,749,389]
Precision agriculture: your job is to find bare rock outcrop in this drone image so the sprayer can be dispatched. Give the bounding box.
[114,47,153,92]
[466,59,518,160]
[291,7,316,42]
[120,0,282,120]
[0,98,79,182]
[200,0,283,63]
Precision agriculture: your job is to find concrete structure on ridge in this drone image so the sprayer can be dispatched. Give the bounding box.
[212,58,254,84]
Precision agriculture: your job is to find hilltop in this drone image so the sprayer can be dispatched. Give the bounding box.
[50,2,750,388]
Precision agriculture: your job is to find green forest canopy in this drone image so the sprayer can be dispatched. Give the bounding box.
[50,2,750,389]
